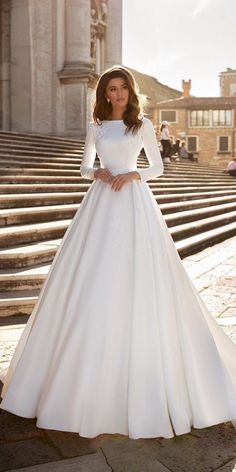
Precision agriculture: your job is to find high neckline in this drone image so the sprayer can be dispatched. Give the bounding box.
[103,119,124,122]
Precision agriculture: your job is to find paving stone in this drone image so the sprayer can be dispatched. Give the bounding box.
[214,458,236,471]
[127,425,236,472]
[7,449,111,472]
[44,430,98,458]
[0,437,61,472]
[0,408,43,441]
[192,264,234,287]
[96,436,172,472]
[222,325,236,344]
[224,255,236,265]
[95,422,236,472]
[0,325,25,341]
[220,307,236,317]
[217,316,236,326]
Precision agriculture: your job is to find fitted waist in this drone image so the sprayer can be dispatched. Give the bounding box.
[106,167,137,175]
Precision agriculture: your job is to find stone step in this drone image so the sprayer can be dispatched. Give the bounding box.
[0,290,40,317]
[0,195,235,248]
[0,151,224,169]
[0,203,80,225]
[0,130,83,145]
[169,210,236,241]
[0,189,236,214]
[0,167,82,176]
[0,183,92,194]
[0,147,83,158]
[0,156,231,177]
[1,202,236,272]
[0,130,234,316]
[0,181,235,196]
[0,153,85,165]
[159,194,236,214]
[0,263,50,291]
[0,151,226,172]
[0,239,62,269]
[176,222,236,258]
[1,166,232,183]
[2,211,236,292]
[0,138,84,151]
[0,192,84,209]
[0,158,83,170]
[0,158,229,178]
[0,219,69,249]
[0,175,86,183]
[0,174,233,185]
[1,222,236,315]
[165,201,236,226]
[2,198,235,235]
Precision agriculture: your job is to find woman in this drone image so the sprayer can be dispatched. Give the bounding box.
[160,121,171,163]
[1,66,236,440]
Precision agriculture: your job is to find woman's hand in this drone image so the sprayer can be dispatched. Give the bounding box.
[111,171,141,192]
[94,168,114,184]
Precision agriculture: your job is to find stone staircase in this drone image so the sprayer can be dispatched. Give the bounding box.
[0,130,236,316]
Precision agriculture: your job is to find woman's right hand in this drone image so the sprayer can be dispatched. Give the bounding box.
[94,168,114,184]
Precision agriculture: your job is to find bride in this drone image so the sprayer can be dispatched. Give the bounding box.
[1,65,236,440]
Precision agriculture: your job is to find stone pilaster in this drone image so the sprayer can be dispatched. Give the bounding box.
[58,0,96,136]
[10,0,33,131]
[31,0,54,133]
[0,0,10,130]
[105,0,122,70]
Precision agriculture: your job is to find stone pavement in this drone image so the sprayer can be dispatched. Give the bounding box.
[0,236,236,472]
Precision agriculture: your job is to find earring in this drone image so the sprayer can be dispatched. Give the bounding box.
[106,98,110,103]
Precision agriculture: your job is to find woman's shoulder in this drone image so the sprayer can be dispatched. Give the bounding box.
[141,116,154,128]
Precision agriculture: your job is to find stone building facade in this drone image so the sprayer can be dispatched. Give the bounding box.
[156,80,236,167]
[219,68,236,97]
[0,0,122,137]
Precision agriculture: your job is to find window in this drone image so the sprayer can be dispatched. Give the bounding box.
[190,110,210,126]
[189,109,232,127]
[160,111,177,123]
[218,136,230,152]
[187,136,197,152]
[212,110,232,126]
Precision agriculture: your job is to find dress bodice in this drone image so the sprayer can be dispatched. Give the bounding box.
[80,117,164,182]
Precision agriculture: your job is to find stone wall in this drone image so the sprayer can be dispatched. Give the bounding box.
[0,0,123,137]
[158,108,236,167]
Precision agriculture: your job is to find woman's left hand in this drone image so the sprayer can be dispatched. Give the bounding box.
[111,171,141,192]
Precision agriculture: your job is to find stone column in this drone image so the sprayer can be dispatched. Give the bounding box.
[0,0,10,130]
[65,0,91,69]
[10,0,33,131]
[57,0,95,136]
[31,0,54,133]
[105,0,122,70]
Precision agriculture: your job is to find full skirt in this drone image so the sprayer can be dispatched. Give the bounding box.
[1,179,236,439]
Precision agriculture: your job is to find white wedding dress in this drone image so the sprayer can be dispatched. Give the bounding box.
[1,117,236,439]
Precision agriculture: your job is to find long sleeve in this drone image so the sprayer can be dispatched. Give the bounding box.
[80,122,98,180]
[137,118,164,182]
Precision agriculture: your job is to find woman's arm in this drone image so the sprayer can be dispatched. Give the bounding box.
[80,122,98,180]
[136,118,164,182]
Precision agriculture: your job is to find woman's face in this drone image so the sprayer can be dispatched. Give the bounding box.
[105,77,129,110]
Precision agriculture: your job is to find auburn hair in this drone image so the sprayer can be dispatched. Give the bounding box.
[93,65,144,134]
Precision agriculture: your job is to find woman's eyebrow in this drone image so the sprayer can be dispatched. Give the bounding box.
[108,82,127,89]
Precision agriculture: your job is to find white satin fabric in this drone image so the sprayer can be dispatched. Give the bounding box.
[1,118,236,439]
